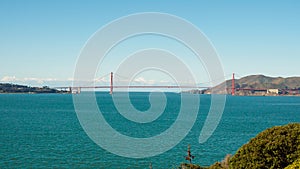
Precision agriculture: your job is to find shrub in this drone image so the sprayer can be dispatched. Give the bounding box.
[208,162,224,169]
[229,123,300,169]
[285,158,300,169]
[208,154,231,169]
[180,163,205,169]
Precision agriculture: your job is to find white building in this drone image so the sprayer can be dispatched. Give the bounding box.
[267,89,279,94]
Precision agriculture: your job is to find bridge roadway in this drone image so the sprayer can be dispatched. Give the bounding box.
[55,85,210,94]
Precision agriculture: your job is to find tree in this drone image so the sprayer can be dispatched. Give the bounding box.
[229,123,300,169]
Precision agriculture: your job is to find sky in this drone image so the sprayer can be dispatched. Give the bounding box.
[0,0,299,87]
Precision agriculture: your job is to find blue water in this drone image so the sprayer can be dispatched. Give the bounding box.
[0,93,300,168]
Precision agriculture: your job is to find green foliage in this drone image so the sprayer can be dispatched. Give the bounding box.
[285,158,300,169]
[208,162,224,169]
[180,154,231,169]
[0,83,65,93]
[180,163,206,169]
[208,154,231,169]
[229,123,300,169]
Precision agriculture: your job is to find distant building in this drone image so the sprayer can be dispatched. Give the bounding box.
[267,89,279,94]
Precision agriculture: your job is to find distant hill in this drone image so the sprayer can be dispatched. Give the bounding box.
[203,75,300,95]
[0,83,67,94]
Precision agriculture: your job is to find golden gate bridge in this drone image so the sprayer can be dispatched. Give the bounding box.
[55,73,300,95]
[55,72,212,94]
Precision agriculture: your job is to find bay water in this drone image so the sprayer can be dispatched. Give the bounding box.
[0,93,299,168]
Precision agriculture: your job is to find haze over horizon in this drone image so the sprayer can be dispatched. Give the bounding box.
[1,1,299,87]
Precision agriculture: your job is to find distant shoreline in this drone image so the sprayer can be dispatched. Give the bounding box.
[1,91,299,97]
[0,83,69,94]
[0,92,70,94]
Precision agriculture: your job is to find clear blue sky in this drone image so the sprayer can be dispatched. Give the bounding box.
[0,0,299,87]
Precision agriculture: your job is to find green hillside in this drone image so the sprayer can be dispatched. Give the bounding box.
[0,83,67,93]
[204,75,300,95]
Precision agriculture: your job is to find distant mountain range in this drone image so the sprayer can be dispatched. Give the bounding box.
[201,75,300,95]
